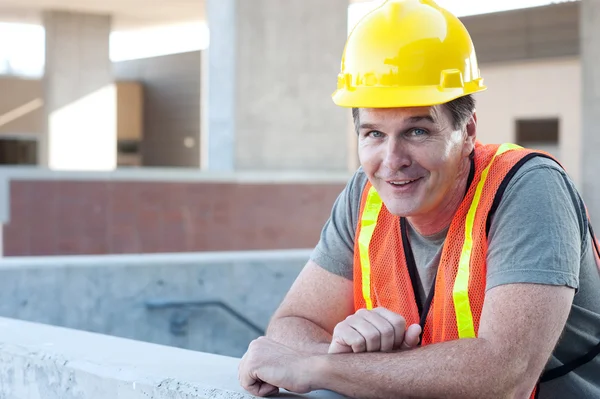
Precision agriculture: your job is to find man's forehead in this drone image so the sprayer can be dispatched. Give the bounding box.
[358,106,442,123]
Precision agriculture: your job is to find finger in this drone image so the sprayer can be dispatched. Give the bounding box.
[354,309,396,352]
[238,355,261,395]
[372,307,407,349]
[331,323,367,353]
[244,380,279,397]
[240,373,261,396]
[257,381,279,397]
[346,312,382,352]
[401,324,422,350]
[328,338,354,354]
[240,367,279,398]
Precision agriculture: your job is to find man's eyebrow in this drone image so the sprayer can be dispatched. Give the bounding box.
[359,115,436,130]
[406,115,436,124]
[358,123,381,130]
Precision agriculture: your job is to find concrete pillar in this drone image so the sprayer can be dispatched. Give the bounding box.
[42,11,116,171]
[581,0,600,226]
[204,0,349,172]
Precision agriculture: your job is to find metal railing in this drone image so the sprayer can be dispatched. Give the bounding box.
[145,299,265,336]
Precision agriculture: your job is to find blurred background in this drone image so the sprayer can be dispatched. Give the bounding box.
[0,0,597,361]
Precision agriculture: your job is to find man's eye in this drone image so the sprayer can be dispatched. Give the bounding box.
[367,131,383,138]
[410,128,428,136]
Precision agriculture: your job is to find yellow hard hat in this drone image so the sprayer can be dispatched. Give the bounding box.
[332,0,486,108]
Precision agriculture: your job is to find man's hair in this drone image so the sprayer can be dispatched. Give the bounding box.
[352,94,475,132]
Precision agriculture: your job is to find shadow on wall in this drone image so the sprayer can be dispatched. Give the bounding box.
[0,251,309,358]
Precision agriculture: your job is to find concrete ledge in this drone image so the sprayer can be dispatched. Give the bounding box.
[0,317,344,399]
[0,248,313,269]
[0,165,353,184]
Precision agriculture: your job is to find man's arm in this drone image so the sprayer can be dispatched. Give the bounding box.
[307,282,574,399]
[265,170,365,354]
[266,260,354,354]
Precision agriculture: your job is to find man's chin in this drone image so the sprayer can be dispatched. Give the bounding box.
[381,200,418,218]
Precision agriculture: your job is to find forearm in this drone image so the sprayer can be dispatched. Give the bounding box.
[266,316,332,354]
[311,338,528,399]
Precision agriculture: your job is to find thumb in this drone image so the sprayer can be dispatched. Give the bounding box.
[401,324,422,350]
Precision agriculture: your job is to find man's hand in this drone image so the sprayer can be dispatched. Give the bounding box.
[238,337,315,397]
[328,307,421,354]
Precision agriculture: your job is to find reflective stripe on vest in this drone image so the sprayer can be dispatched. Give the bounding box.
[357,185,383,310]
[357,143,522,338]
[454,142,521,338]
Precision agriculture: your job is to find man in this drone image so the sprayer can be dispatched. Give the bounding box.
[238,0,600,397]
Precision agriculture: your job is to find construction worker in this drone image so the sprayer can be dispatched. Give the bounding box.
[238,0,600,397]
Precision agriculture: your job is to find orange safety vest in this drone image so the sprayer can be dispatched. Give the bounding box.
[352,142,600,395]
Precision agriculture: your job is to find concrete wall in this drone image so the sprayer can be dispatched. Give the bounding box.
[0,77,44,137]
[114,51,202,168]
[0,317,342,398]
[475,57,581,187]
[464,2,583,190]
[0,51,201,168]
[0,77,143,167]
[0,250,310,358]
[462,1,579,64]
[580,0,600,227]
[206,0,350,172]
[42,11,116,171]
[1,167,348,257]
[234,0,349,172]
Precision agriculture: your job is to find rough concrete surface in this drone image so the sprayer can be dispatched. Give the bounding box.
[0,317,345,399]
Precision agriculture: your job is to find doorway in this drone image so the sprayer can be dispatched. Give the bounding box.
[0,138,37,165]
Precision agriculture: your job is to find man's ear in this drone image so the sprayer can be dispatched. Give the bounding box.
[462,111,477,157]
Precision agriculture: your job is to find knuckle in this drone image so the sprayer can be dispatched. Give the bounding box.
[391,315,407,329]
[334,321,350,332]
[248,336,265,349]
[352,340,366,352]
[362,331,379,343]
[380,324,394,337]
[372,307,391,316]
[356,308,370,317]
[332,325,344,337]
[374,308,405,324]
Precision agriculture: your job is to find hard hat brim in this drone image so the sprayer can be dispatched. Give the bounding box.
[332,83,487,108]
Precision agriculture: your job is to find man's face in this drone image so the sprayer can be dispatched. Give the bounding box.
[357,106,475,217]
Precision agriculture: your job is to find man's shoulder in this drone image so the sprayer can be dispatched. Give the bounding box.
[351,166,370,188]
[489,150,587,243]
[514,152,566,174]
[503,152,574,195]
[346,166,370,203]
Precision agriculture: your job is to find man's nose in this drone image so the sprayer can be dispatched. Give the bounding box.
[382,137,411,171]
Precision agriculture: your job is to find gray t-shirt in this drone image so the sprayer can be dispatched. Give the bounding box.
[310,156,600,398]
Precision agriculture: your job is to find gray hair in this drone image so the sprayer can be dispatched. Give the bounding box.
[352,94,476,132]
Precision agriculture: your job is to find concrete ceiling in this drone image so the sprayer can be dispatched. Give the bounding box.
[0,0,374,31]
[0,0,205,31]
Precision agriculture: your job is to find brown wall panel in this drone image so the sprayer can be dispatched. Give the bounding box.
[4,180,344,256]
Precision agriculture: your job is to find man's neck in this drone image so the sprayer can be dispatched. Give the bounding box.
[407,158,472,237]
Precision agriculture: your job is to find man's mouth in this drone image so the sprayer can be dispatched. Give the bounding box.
[387,178,421,186]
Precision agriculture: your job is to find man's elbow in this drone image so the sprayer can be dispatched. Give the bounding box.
[483,340,540,399]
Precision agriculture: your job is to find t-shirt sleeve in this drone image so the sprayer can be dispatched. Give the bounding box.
[486,158,586,292]
[309,169,368,280]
